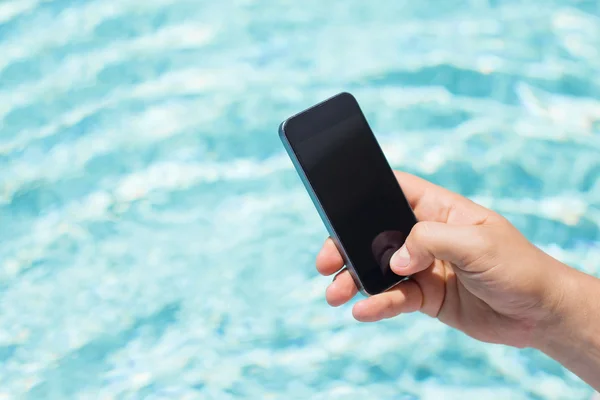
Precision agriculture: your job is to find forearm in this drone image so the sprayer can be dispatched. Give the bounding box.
[533,264,600,390]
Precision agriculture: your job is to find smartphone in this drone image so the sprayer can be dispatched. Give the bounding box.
[279,92,418,296]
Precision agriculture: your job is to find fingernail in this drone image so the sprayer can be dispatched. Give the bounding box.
[390,245,410,272]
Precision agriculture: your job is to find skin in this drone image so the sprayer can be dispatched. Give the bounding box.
[316,171,600,390]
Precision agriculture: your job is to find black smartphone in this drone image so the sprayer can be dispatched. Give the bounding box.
[279,92,418,296]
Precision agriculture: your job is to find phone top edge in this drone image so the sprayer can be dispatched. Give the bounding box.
[279,92,357,129]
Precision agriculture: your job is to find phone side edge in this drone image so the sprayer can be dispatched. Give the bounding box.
[278,121,369,297]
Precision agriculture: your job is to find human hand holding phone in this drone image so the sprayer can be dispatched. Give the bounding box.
[281,93,600,389]
[317,170,561,345]
[317,171,600,390]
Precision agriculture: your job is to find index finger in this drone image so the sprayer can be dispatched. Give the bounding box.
[393,171,489,224]
[316,238,344,276]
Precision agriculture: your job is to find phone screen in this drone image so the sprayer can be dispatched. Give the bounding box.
[282,93,417,295]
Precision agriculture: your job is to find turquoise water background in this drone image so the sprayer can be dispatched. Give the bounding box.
[1,0,600,398]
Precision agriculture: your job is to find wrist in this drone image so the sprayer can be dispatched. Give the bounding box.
[530,261,579,352]
[531,260,600,388]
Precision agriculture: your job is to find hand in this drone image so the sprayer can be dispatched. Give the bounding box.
[316,171,568,349]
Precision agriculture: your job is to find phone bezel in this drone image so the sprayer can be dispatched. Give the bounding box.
[279,92,412,296]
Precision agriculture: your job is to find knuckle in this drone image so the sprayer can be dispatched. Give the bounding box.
[410,222,431,243]
[460,226,497,268]
[383,295,400,319]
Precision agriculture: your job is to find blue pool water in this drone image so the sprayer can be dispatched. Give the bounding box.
[1,0,600,398]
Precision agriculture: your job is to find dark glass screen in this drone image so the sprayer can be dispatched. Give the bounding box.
[284,93,417,294]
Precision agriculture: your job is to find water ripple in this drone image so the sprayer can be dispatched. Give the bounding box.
[1,0,600,398]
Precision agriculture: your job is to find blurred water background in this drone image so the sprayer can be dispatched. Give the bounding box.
[1,0,600,399]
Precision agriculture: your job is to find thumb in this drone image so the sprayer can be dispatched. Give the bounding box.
[390,221,486,276]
